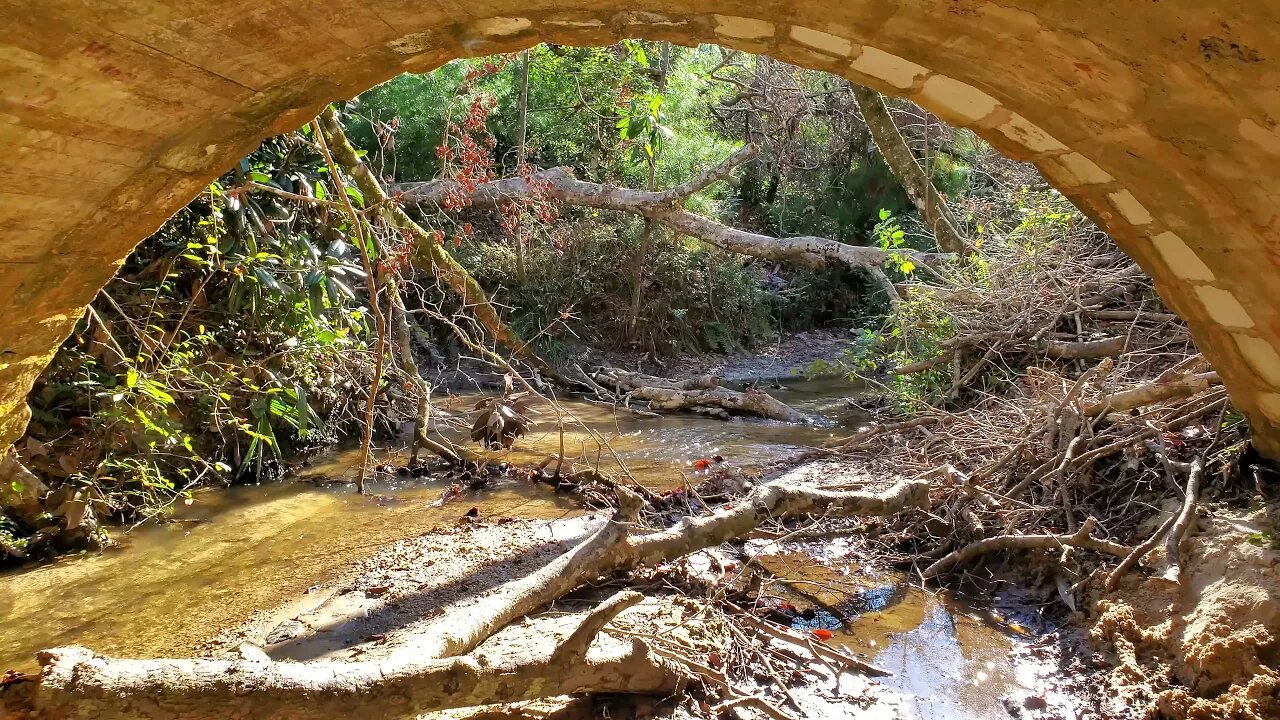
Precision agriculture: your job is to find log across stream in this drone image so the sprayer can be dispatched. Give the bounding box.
[0,379,1080,718]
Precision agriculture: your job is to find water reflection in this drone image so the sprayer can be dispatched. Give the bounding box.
[0,378,863,671]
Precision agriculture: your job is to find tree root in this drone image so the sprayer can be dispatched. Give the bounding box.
[1103,457,1203,591]
[1157,457,1204,583]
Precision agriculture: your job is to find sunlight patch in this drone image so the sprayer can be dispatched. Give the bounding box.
[474,17,532,37]
[915,75,998,124]
[712,15,774,40]
[1151,232,1214,281]
[1054,152,1113,186]
[996,114,1067,153]
[789,26,853,57]
[1195,286,1254,328]
[1234,334,1280,387]
[1107,189,1153,226]
[849,47,928,89]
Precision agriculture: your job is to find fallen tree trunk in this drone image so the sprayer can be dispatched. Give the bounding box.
[8,478,928,718]
[627,385,804,422]
[394,150,951,276]
[593,369,720,392]
[592,367,803,422]
[8,593,681,720]
[1042,335,1127,359]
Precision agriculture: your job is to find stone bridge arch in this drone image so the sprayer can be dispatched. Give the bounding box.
[4,2,1280,456]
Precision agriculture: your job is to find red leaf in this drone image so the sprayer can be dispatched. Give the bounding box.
[810,628,834,641]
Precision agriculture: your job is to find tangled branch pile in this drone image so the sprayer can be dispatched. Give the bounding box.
[827,181,1239,606]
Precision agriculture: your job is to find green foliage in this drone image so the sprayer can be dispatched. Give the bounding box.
[455,218,845,356]
[874,209,917,275]
[23,129,372,526]
[616,92,672,165]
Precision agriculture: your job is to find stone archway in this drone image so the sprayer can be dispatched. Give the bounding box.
[3,2,1280,456]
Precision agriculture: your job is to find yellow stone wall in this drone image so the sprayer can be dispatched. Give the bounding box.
[3,1,1280,455]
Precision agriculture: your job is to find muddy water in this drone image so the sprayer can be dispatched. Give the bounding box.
[0,378,1066,718]
[0,379,856,671]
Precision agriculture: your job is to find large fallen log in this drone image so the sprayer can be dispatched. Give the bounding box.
[7,593,680,720]
[394,150,951,276]
[6,476,928,719]
[592,367,803,422]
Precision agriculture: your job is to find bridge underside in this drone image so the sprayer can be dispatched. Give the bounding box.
[3,1,1280,454]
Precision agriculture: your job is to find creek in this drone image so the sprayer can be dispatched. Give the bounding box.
[0,378,1073,717]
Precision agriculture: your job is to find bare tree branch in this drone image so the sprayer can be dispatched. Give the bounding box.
[396,169,951,273]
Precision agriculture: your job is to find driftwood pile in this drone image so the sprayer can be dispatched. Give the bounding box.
[828,223,1237,600]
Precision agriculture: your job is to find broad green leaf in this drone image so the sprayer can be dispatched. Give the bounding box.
[344,185,365,208]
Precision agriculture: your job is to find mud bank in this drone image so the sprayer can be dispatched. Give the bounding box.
[1090,508,1280,719]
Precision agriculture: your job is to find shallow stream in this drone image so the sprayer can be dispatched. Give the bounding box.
[0,378,1073,717]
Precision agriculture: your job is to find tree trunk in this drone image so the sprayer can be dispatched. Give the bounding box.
[396,151,952,278]
[314,115,387,495]
[850,84,971,257]
[514,49,530,282]
[626,43,671,343]
[387,280,465,465]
